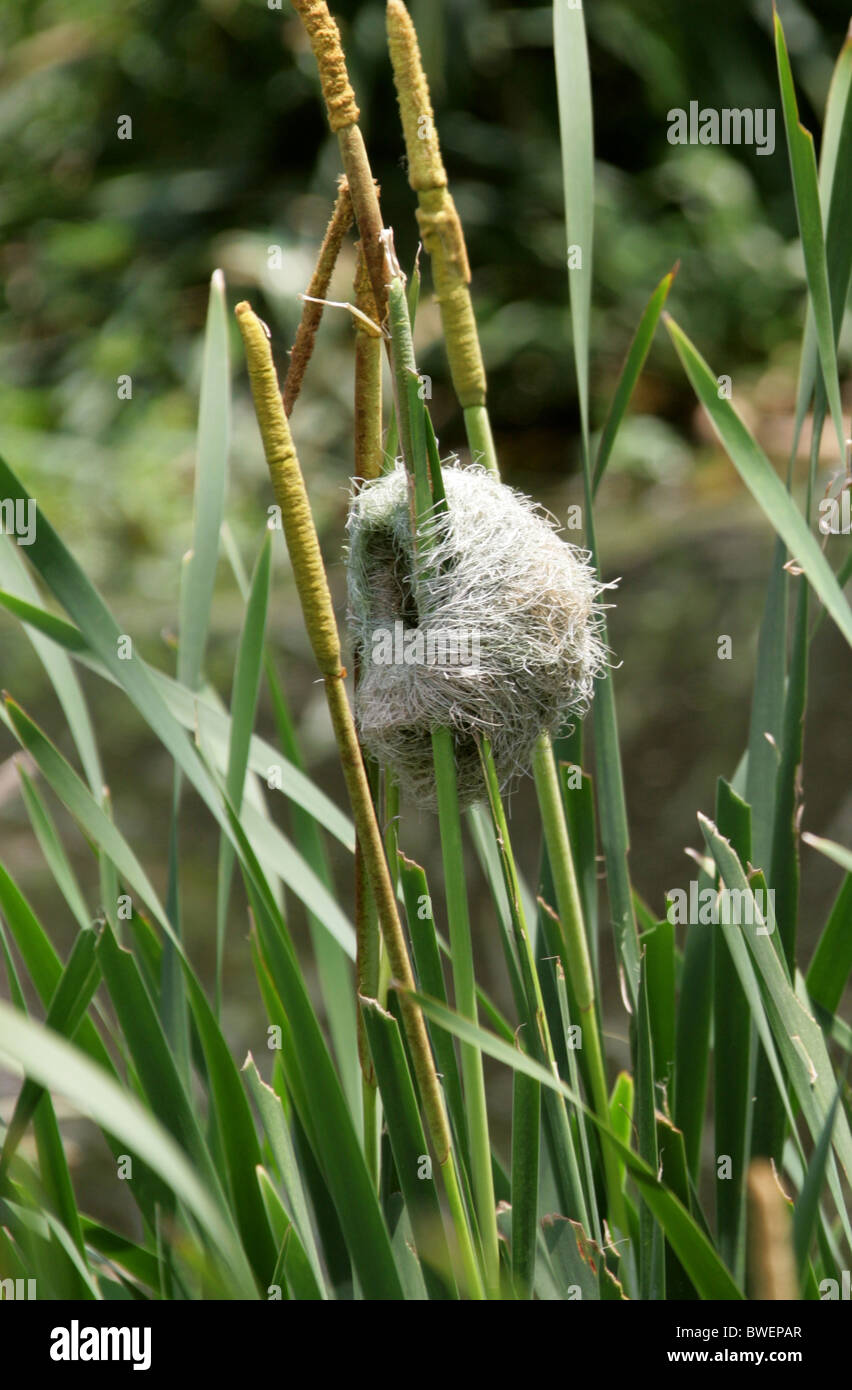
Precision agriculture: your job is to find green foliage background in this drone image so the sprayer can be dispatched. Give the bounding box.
[0,0,850,1264]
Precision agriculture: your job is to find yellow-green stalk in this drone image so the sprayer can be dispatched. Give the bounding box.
[386,0,496,474]
[235,299,483,1297]
[282,176,354,416]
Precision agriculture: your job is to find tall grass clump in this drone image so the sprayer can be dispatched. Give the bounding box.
[0,0,849,1303]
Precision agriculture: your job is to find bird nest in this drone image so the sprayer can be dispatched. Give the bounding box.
[345,462,608,809]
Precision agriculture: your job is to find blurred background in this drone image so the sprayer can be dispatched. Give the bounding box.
[1,0,851,1210]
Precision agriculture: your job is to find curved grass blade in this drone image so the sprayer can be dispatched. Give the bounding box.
[0,538,101,794]
[0,585,354,851]
[216,533,271,1011]
[775,9,846,460]
[18,769,91,933]
[700,817,852,1200]
[0,863,116,1077]
[361,998,457,1300]
[793,1087,843,1283]
[806,869,852,1015]
[593,266,677,495]
[0,925,100,1178]
[0,1000,256,1297]
[793,25,852,427]
[178,269,230,693]
[242,1056,327,1296]
[664,319,852,650]
[554,0,594,443]
[244,878,405,1299]
[221,523,359,1113]
[406,988,744,1300]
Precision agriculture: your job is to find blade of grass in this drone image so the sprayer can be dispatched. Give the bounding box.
[713,779,755,1281]
[554,0,594,446]
[406,988,744,1299]
[0,1000,256,1297]
[215,533,271,1012]
[0,583,354,849]
[0,924,100,1176]
[775,8,846,461]
[664,320,852,650]
[793,23,852,424]
[805,869,852,1015]
[0,537,102,794]
[593,266,677,495]
[178,268,230,693]
[242,1055,328,1298]
[510,1068,540,1300]
[17,769,92,933]
[700,817,852,1207]
[793,1087,843,1284]
[361,998,457,1299]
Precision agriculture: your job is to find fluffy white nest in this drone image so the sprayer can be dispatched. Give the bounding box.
[345,461,608,810]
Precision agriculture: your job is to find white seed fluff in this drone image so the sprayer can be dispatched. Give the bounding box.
[345,461,608,810]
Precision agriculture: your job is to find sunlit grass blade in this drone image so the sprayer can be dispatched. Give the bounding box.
[793,26,852,430]
[553,0,594,443]
[0,538,102,794]
[775,9,846,460]
[216,533,271,1011]
[17,769,92,933]
[0,456,348,935]
[665,319,852,649]
[177,268,230,693]
[0,1198,99,1300]
[242,1056,327,1296]
[593,266,677,495]
[0,581,354,851]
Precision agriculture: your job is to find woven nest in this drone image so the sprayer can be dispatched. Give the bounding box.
[345,462,608,810]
